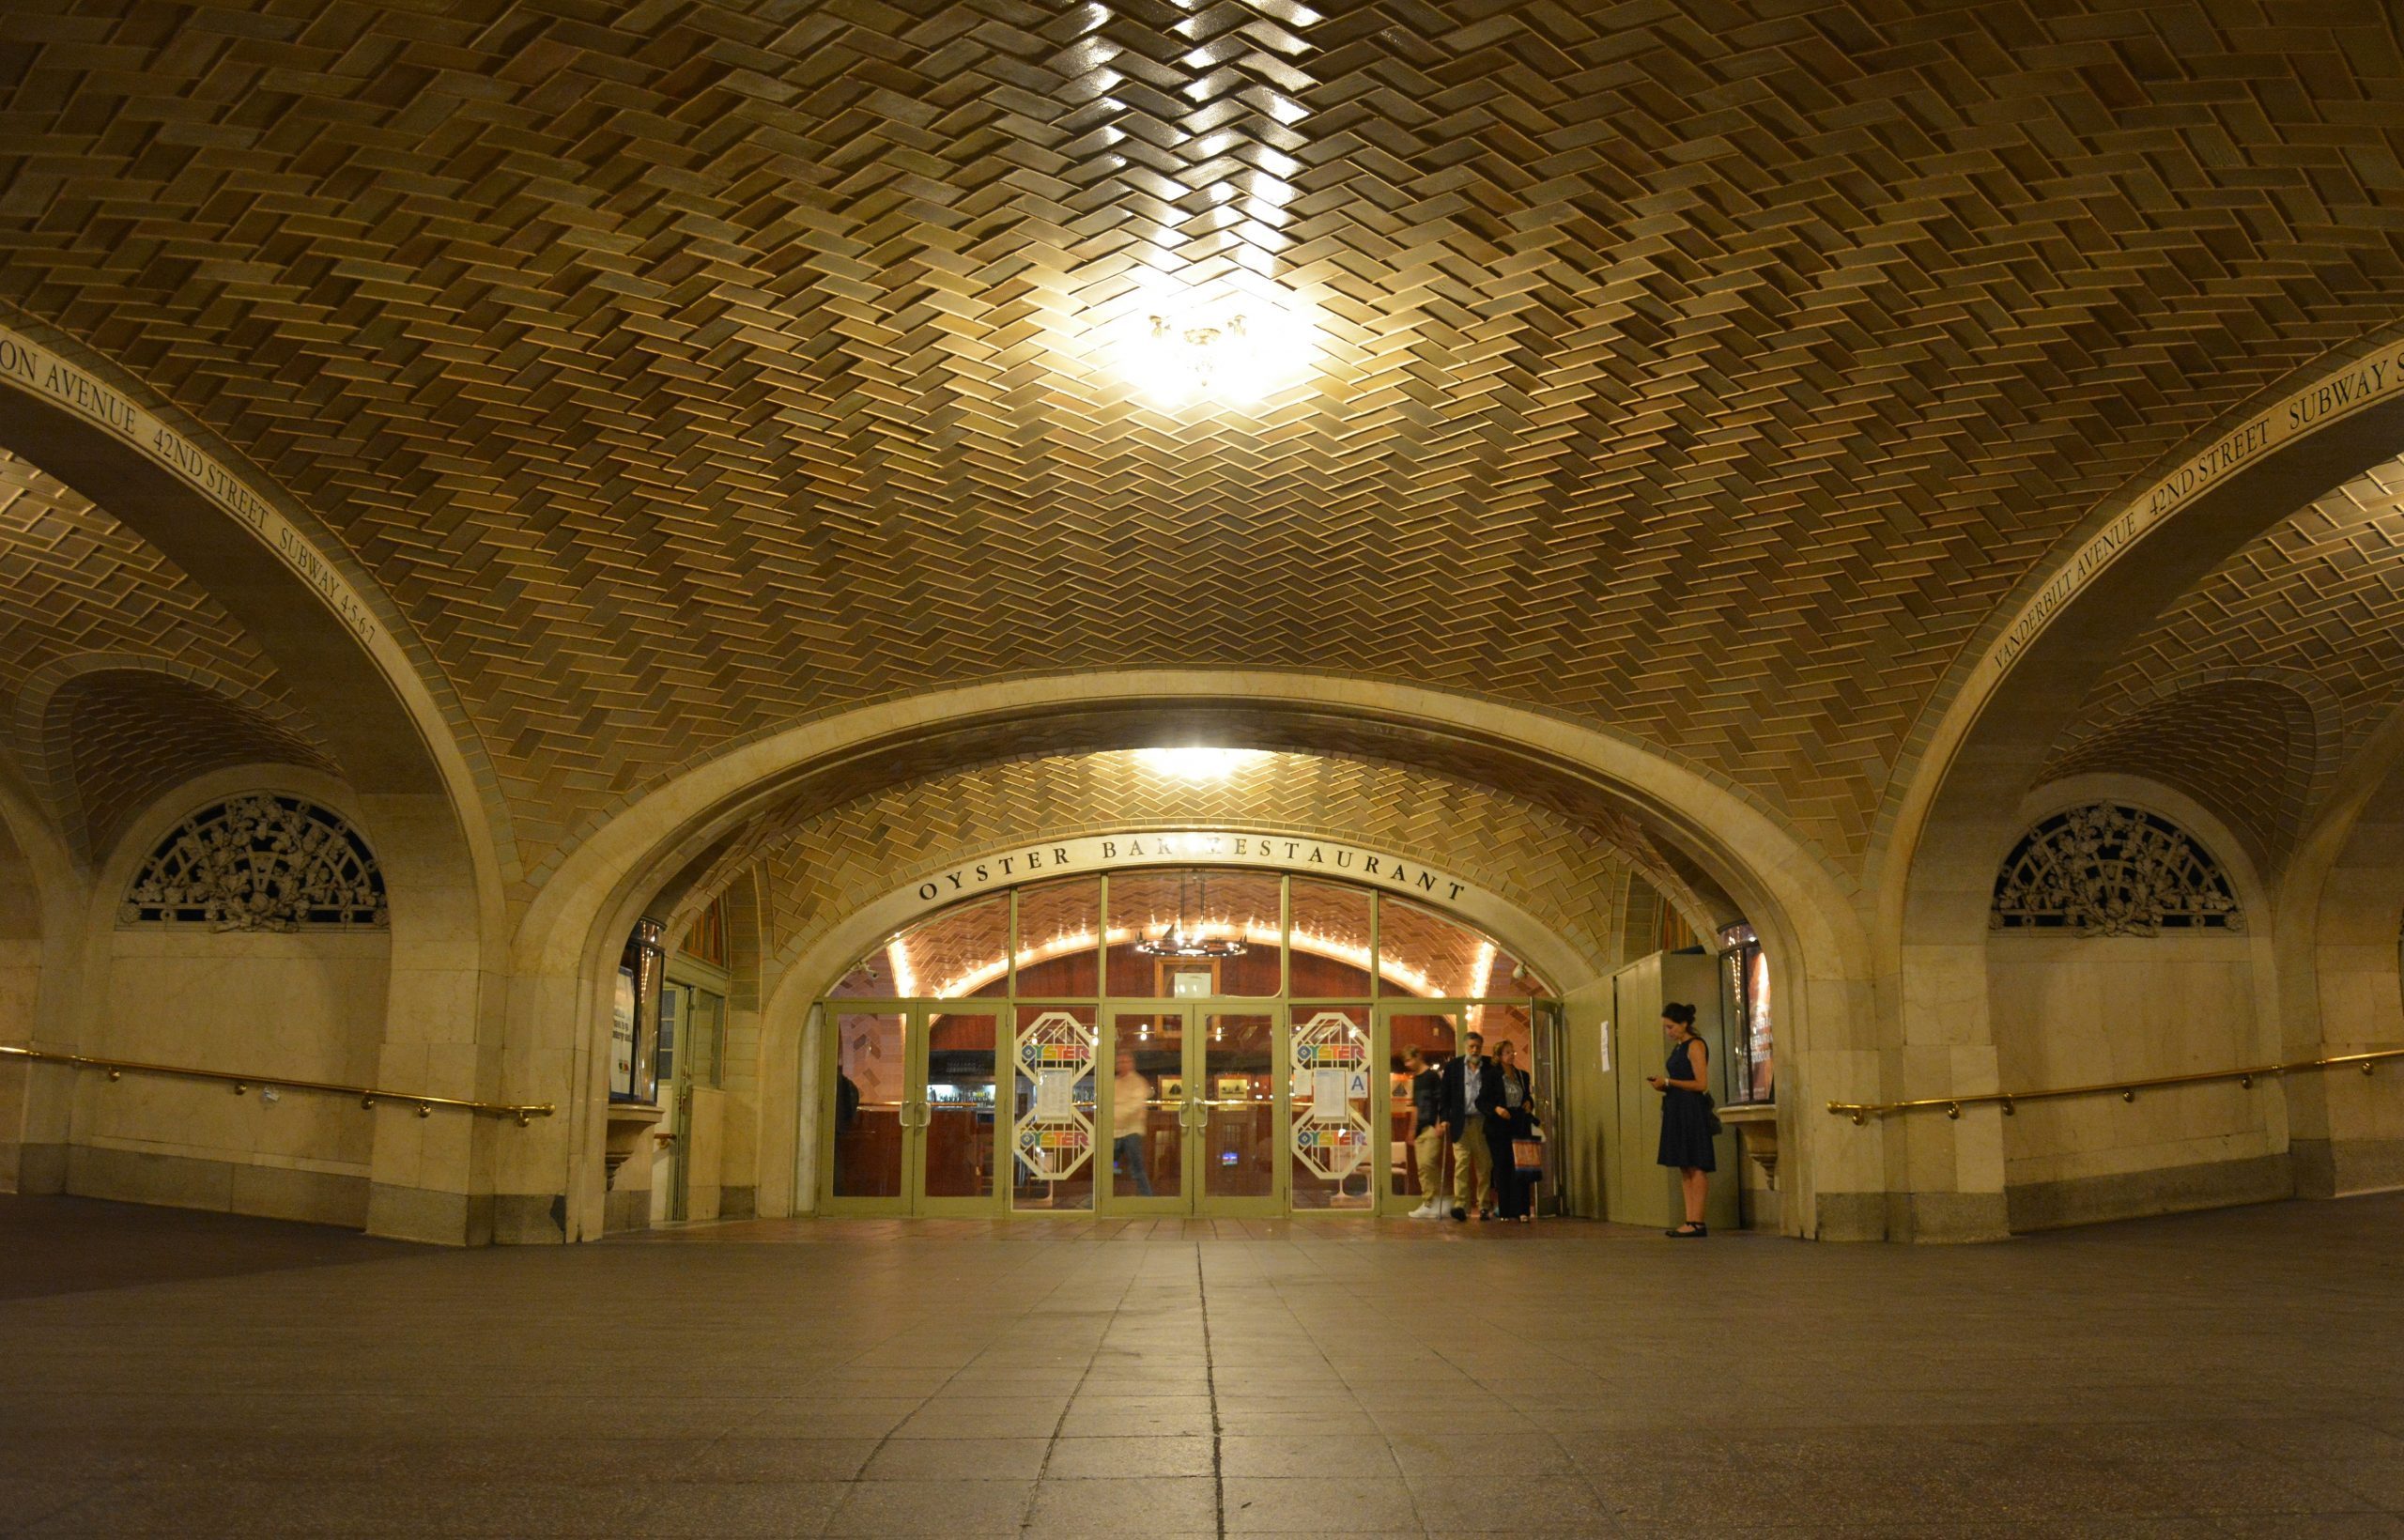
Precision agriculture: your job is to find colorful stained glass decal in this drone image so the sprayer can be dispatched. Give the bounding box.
[1013,1009,1096,1181]
[1289,1010,1369,1178]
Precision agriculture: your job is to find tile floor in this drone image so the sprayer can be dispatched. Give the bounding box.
[1,1194,2399,1536]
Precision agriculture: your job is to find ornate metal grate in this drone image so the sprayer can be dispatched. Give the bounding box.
[121,793,388,932]
[1991,803,2240,936]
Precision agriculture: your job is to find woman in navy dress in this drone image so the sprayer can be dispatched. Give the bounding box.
[1648,1002,1715,1237]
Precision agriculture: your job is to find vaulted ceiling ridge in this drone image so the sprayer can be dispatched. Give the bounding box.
[524,662,1792,890]
[1861,317,2404,880]
[721,748,1690,984]
[8,3,2403,882]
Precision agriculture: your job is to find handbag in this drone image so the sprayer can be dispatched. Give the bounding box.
[1703,1093,1723,1138]
[1511,1136,1546,1173]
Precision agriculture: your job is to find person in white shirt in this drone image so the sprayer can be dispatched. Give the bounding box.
[1112,1049,1154,1197]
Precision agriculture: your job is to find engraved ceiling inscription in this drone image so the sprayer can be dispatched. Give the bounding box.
[2050,456,2404,867]
[0,451,336,859]
[675,749,1681,985]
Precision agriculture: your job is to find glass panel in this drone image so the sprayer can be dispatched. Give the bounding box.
[830,1010,906,1198]
[1106,870,1282,997]
[1719,924,1774,1104]
[1014,878,1102,997]
[655,987,680,1085]
[1109,1012,1183,1200]
[1288,880,1372,996]
[830,896,1010,998]
[1378,897,1543,997]
[1011,1004,1097,1211]
[686,988,724,1088]
[923,1010,999,1199]
[1289,1007,1372,1210]
[1202,1012,1276,1198]
[1470,1000,1533,1064]
[1388,1011,1461,1202]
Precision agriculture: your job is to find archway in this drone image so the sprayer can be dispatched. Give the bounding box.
[0,323,513,1243]
[1879,336,2404,1239]
[509,691,1875,1243]
[787,855,1568,1223]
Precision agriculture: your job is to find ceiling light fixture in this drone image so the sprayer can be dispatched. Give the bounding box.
[1134,871,1251,960]
[1135,747,1268,780]
[1120,284,1311,408]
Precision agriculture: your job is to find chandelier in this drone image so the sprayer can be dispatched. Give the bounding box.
[1133,872,1250,959]
[1148,313,1250,390]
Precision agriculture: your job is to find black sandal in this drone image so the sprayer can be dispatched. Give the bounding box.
[1667,1223,1707,1238]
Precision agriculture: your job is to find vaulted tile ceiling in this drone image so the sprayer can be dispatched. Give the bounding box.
[5,2,2404,880]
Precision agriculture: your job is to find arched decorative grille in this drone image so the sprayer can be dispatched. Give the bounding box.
[1991,803,2240,936]
[121,793,388,932]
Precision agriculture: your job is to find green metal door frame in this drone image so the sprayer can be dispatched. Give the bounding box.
[819,1001,1007,1217]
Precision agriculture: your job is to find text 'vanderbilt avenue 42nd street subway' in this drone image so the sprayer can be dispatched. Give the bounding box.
[5,5,2404,1535]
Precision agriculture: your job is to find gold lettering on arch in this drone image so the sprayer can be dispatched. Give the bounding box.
[1987,342,2404,681]
[0,323,381,652]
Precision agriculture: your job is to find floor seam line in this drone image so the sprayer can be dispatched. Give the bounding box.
[1196,1242,1226,1540]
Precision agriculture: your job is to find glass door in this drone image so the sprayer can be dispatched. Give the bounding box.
[920,1006,1004,1215]
[1288,1006,1374,1212]
[822,1004,1005,1215]
[1102,1009,1188,1211]
[1102,1004,1284,1216]
[1010,1005,1099,1212]
[1382,1006,1468,1216]
[1197,1009,1280,1216]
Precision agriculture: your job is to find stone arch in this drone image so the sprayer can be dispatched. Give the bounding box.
[1872,333,2404,1240]
[504,673,1876,1244]
[2268,690,2404,1199]
[0,321,514,1242]
[2041,669,2339,876]
[16,655,340,865]
[53,764,394,1225]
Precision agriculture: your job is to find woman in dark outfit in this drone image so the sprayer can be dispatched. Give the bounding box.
[1648,1002,1715,1237]
[1484,1040,1537,1222]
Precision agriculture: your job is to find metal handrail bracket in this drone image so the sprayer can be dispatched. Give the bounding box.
[1826,1047,2404,1125]
[0,1042,556,1125]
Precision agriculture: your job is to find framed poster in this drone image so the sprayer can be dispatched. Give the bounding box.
[609,965,638,1099]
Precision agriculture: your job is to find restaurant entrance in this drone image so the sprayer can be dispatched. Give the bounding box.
[815,867,1561,1220]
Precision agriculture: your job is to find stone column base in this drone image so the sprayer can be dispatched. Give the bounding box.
[365,1182,495,1247]
[2005,1154,2292,1232]
[2290,1138,2404,1198]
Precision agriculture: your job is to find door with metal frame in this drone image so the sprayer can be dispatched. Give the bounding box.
[822,1003,1005,1216]
[1379,1004,1466,1216]
[1287,1005,1377,1214]
[1102,1004,1284,1216]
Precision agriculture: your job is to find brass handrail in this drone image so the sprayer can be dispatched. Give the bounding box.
[1826,1047,2404,1125]
[0,1042,556,1126]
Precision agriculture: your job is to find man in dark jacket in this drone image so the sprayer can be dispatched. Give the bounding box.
[1439,1030,1502,1220]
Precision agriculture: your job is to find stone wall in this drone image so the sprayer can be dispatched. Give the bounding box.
[69,930,390,1225]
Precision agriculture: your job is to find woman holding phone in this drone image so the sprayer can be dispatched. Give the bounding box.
[1648,1002,1714,1237]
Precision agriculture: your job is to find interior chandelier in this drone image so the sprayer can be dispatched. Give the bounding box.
[1133,872,1250,959]
[1148,312,1250,389]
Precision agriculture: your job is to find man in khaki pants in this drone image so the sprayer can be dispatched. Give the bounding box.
[1440,1031,1500,1221]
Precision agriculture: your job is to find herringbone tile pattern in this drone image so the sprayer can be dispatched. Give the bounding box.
[2047,677,2323,870]
[5,3,2401,884]
[0,451,334,859]
[691,750,1670,986]
[2052,457,2404,868]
